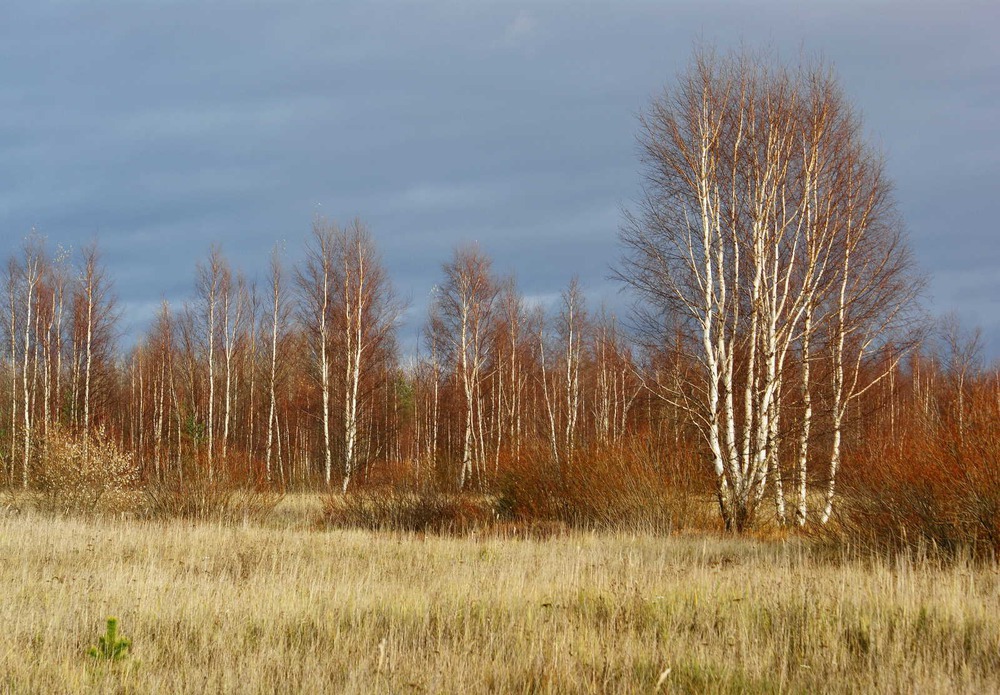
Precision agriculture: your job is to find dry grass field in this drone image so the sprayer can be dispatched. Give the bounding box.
[0,495,997,694]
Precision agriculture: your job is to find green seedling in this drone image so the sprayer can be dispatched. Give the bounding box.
[88,617,131,661]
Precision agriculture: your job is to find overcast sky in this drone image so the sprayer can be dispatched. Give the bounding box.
[1,1,998,354]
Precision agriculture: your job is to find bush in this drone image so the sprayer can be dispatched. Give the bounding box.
[142,455,283,523]
[32,428,141,516]
[317,439,717,536]
[311,431,720,536]
[495,440,716,533]
[832,384,1000,560]
[320,487,494,535]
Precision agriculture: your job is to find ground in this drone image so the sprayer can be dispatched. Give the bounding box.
[0,495,997,693]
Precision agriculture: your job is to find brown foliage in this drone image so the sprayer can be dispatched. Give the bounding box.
[495,439,717,533]
[318,434,720,536]
[832,368,1000,559]
[320,488,494,535]
[142,454,283,523]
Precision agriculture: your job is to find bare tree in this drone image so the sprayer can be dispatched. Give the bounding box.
[591,309,640,447]
[430,244,498,489]
[14,235,45,488]
[538,278,588,472]
[148,301,175,481]
[492,277,530,464]
[195,245,227,479]
[619,47,920,531]
[264,245,291,482]
[298,221,337,486]
[3,259,18,482]
[558,278,586,468]
[422,306,445,472]
[220,267,250,460]
[325,220,402,492]
[76,241,118,444]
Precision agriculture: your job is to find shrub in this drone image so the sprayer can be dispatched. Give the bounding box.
[32,428,141,516]
[495,440,716,533]
[142,455,283,524]
[320,487,493,535]
[832,382,1000,560]
[317,438,718,536]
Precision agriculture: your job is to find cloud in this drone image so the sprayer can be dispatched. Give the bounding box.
[522,291,560,312]
[0,1,998,353]
[499,10,537,48]
[395,182,503,212]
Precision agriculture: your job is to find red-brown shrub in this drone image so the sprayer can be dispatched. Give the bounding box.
[835,379,1000,559]
[494,438,717,533]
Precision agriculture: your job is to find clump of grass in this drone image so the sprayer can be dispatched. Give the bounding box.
[143,456,283,524]
[320,487,493,534]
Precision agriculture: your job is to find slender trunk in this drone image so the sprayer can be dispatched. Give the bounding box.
[459,306,473,489]
[54,278,64,428]
[342,243,364,494]
[21,268,38,489]
[266,303,279,482]
[42,299,51,436]
[822,245,851,524]
[796,312,812,526]
[83,274,93,450]
[207,281,216,480]
[539,332,560,469]
[7,280,17,485]
[154,350,165,481]
[222,290,232,461]
[320,261,332,487]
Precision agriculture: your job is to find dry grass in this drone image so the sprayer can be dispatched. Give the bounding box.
[0,496,997,694]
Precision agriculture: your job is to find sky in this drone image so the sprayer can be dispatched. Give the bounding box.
[1,1,998,355]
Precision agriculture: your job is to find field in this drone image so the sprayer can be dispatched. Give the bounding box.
[1,495,998,694]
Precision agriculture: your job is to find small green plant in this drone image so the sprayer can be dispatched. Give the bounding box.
[88,617,131,662]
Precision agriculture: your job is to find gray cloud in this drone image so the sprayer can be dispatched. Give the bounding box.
[1,1,998,354]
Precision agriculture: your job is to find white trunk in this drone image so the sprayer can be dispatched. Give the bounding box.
[265,265,280,481]
[7,275,17,484]
[459,302,474,488]
[54,276,64,429]
[320,268,332,486]
[796,312,812,526]
[83,270,93,441]
[21,278,35,489]
[222,285,232,460]
[342,241,364,493]
[207,279,216,480]
[822,244,851,524]
[539,331,560,469]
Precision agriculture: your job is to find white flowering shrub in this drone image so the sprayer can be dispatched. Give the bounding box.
[33,428,142,516]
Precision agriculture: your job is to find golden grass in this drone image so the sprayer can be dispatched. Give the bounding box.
[0,496,997,693]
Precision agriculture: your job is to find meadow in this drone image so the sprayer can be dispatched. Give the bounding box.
[0,495,997,694]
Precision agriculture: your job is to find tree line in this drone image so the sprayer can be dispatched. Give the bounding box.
[0,223,649,494]
[4,48,979,536]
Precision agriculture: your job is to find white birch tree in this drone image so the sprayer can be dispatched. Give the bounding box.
[619,47,920,531]
[298,222,336,486]
[430,245,498,489]
[329,220,402,493]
